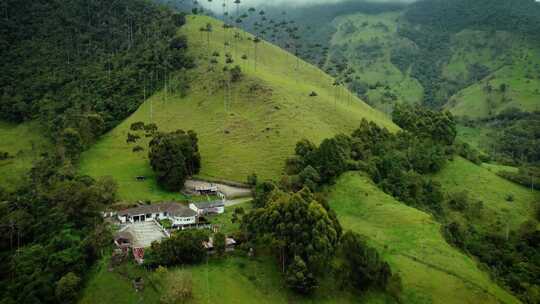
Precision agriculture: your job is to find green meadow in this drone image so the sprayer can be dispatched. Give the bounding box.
[79,15,397,201]
[434,157,538,232]
[328,172,520,304]
[0,120,50,190]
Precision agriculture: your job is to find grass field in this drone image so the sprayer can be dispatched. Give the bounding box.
[328,172,520,304]
[434,157,538,232]
[79,15,397,201]
[0,120,50,191]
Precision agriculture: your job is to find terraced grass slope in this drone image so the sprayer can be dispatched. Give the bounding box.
[327,12,424,113]
[328,172,519,304]
[434,157,538,232]
[0,121,50,190]
[79,15,397,201]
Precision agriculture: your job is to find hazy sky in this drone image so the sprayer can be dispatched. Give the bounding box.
[201,0,416,12]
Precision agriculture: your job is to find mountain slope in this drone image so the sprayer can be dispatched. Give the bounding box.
[329,172,519,304]
[79,15,397,201]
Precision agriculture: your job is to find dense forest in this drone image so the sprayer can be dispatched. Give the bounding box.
[0,0,193,159]
[0,0,193,303]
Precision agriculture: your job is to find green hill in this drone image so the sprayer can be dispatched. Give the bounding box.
[328,172,520,304]
[311,2,540,118]
[78,15,397,201]
[325,11,424,114]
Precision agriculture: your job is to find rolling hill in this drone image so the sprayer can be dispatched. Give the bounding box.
[328,171,520,304]
[304,1,540,118]
[78,15,397,201]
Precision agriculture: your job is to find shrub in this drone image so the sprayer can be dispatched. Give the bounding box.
[55,272,81,304]
[230,65,242,82]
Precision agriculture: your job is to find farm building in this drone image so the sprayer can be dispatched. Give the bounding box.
[189,200,225,215]
[117,202,197,226]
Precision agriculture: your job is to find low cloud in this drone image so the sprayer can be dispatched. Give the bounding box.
[201,0,416,12]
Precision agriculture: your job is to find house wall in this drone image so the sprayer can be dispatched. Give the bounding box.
[172,216,196,226]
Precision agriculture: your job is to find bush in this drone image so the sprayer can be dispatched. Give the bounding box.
[230,65,242,82]
[145,230,208,268]
[285,256,317,294]
[55,272,81,304]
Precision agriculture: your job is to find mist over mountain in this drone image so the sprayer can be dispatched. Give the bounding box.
[201,0,416,12]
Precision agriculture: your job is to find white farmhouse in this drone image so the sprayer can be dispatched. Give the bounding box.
[189,200,225,215]
[117,202,197,226]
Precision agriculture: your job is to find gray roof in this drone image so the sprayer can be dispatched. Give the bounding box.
[192,200,225,209]
[118,202,196,218]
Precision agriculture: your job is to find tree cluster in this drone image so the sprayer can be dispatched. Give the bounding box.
[0,155,117,303]
[144,230,208,268]
[148,130,201,191]
[0,0,194,161]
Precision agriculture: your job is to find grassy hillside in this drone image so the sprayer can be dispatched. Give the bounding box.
[434,157,538,231]
[328,172,519,304]
[79,15,397,201]
[0,121,50,190]
[327,12,423,113]
[319,10,540,119]
[445,32,540,118]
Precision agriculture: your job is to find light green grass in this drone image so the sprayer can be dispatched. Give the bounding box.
[79,256,161,304]
[0,120,50,190]
[328,172,519,304]
[79,15,397,201]
[434,157,538,231]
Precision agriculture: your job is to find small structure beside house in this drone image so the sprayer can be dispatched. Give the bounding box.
[189,200,225,215]
[117,202,197,226]
[203,236,237,253]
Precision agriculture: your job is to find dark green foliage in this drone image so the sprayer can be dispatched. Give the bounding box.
[392,103,457,145]
[231,207,245,224]
[406,0,540,38]
[55,272,81,304]
[285,256,317,294]
[489,111,540,164]
[442,220,540,302]
[242,189,340,276]
[0,0,193,146]
[0,151,12,160]
[213,232,226,256]
[148,130,201,191]
[246,173,258,186]
[337,231,395,291]
[145,230,208,268]
[251,181,276,208]
[497,166,540,190]
[0,156,116,303]
[60,128,83,161]
[230,65,243,82]
[130,121,145,131]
